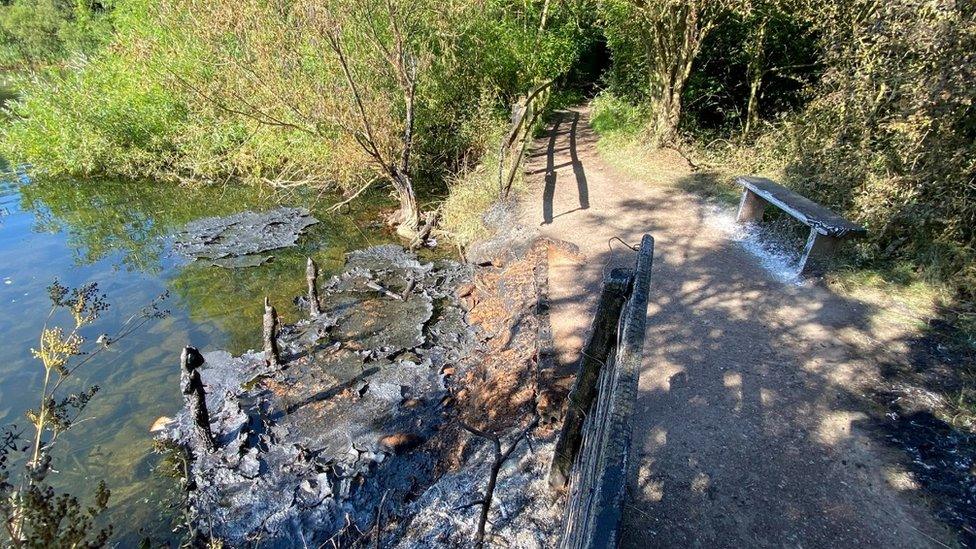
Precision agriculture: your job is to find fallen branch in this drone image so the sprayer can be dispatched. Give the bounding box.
[365,281,405,301]
[460,414,541,548]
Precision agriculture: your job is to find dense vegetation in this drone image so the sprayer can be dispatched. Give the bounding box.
[0,0,591,235]
[1,0,973,326]
[596,0,976,337]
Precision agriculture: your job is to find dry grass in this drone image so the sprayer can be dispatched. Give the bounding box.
[441,153,527,248]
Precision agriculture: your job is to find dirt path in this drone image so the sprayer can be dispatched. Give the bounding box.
[518,108,955,547]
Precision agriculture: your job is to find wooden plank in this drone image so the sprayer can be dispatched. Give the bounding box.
[559,234,654,549]
[736,176,865,237]
[549,267,633,490]
[736,188,766,222]
[798,228,841,276]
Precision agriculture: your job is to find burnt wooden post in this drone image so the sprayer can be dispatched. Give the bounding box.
[559,234,654,549]
[306,257,321,316]
[549,267,633,490]
[264,297,281,368]
[180,346,216,452]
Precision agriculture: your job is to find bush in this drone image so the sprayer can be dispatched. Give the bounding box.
[0,54,185,178]
[590,91,645,137]
[768,1,976,304]
[0,0,114,71]
[1,0,589,197]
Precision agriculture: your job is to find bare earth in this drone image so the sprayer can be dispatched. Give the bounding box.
[518,108,956,547]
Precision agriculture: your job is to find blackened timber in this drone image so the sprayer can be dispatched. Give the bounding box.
[559,234,654,549]
[264,297,282,368]
[180,346,216,452]
[549,267,633,490]
[307,257,321,316]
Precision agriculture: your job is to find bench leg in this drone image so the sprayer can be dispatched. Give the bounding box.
[798,228,840,276]
[736,189,766,223]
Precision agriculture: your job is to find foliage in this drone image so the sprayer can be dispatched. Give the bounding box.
[441,113,513,246]
[0,53,186,179]
[685,0,818,135]
[0,0,589,223]
[593,0,976,334]
[0,0,114,72]
[755,0,976,325]
[0,281,169,547]
[599,0,743,144]
[590,91,646,137]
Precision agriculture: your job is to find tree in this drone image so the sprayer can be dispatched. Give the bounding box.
[602,0,739,145]
[738,0,817,135]
[150,0,443,236]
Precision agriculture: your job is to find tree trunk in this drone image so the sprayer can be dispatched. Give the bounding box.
[646,2,707,147]
[392,169,421,237]
[744,20,768,137]
[651,89,681,146]
[744,76,762,136]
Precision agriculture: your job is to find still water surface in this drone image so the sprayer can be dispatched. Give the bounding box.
[0,173,393,543]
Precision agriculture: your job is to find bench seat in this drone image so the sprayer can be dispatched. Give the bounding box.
[734,176,866,275]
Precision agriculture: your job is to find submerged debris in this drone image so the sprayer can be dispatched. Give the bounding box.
[161,242,567,547]
[172,207,318,265]
[161,246,475,545]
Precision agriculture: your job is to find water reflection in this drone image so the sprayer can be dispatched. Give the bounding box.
[1,173,394,543]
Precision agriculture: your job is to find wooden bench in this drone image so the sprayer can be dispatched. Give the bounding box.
[735,176,866,275]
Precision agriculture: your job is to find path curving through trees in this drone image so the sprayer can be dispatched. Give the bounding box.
[519,107,954,548]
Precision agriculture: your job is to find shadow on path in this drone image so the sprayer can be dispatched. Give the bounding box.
[542,111,589,225]
[518,107,958,547]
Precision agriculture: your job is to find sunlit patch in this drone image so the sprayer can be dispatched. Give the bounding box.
[724,371,743,411]
[815,410,868,446]
[650,427,668,449]
[723,371,742,388]
[883,467,921,491]
[690,471,711,494]
[636,464,665,502]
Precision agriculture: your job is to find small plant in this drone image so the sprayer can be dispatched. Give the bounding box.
[0,280,170,547]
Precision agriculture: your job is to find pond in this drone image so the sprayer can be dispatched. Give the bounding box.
[0,172,397,544]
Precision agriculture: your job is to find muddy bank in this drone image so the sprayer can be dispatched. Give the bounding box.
[161,232,569,546]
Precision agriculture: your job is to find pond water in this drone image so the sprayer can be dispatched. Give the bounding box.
[0,172,396,543]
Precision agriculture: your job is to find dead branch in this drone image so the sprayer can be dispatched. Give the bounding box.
[328,179,375,213]
[365,281,405,301]
[459,414,541,548]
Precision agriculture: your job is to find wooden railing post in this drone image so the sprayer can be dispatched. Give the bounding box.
[558,234,654,549]
[306,257,321,316]
[549,267,633,490]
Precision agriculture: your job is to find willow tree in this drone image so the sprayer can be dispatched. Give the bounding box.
[602,0,740,145]
[148,0,446,236]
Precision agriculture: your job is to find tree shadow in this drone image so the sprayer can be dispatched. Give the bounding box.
[526,131,964,544]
